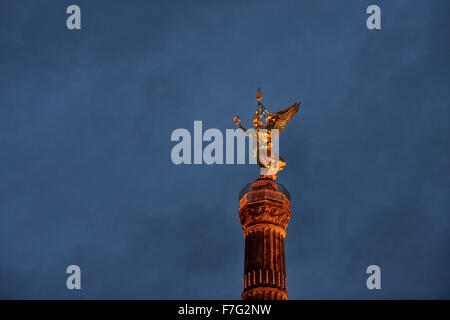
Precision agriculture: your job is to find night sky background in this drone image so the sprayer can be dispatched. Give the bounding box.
[1,0,449,299]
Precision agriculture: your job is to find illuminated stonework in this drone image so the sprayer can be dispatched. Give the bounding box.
[239,178,291,300]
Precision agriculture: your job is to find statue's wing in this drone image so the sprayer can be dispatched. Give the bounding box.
[266,102,301,132]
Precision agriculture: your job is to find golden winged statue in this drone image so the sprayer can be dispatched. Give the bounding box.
[234,88,301,180]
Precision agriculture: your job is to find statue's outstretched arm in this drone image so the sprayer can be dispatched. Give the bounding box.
[234,116,248,133]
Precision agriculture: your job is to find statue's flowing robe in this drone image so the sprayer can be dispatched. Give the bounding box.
[246,129,286,176]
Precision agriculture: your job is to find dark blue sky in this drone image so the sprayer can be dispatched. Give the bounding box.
[0,0,449,299]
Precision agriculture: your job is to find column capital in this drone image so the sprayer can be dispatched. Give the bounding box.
[239,179,291,231]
